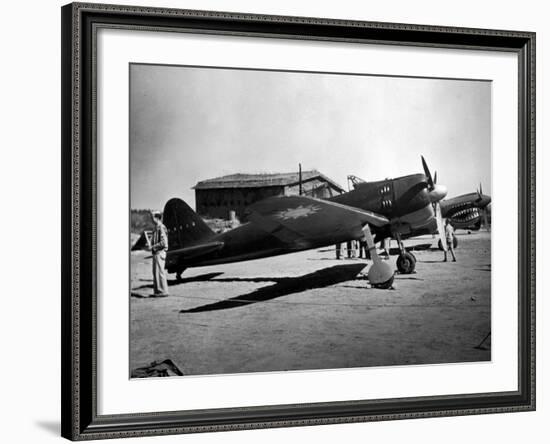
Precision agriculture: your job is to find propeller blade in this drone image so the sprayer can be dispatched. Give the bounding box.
[479,182,483,195]
[435,202,447,252]
[421,155,434,190]
[434,171,437,185]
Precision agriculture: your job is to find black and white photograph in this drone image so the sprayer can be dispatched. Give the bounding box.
[129,63,492,377]
[0,0,538,442]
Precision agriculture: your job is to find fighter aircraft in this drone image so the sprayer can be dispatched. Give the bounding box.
[441,184,491,231]
[437,183,491,249]
[160,157,447,289]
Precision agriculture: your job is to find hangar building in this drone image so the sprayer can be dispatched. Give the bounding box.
[193,170,345,221]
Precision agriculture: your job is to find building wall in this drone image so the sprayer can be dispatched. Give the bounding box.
[196,178,343,221]
[195,186,285,220]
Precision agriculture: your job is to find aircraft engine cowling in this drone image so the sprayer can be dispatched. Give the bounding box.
[392,174,432,216]
[395,205,434,231]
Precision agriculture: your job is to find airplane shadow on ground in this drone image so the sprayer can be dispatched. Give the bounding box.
[132,272,224,292]
[388,243,433,255]
[180,263,367,313]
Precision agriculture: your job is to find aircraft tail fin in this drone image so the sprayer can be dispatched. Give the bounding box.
[163,198,215,251]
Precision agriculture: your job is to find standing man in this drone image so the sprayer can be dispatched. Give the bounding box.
[149,211,169,297]
[358,239,368,259]
[346,240,356,259]
[335,243,342,260]
[443,219,457,262]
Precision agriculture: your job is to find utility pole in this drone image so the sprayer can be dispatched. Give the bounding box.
[299,163,303,196]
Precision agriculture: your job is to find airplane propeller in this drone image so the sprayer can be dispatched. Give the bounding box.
[476,183,483,202]
[421,155,435,190]
[421,156,448,252]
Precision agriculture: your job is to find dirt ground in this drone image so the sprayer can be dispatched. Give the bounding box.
[130,231,491,376]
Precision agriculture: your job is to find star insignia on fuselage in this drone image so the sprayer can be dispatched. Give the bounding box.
[274,204,322,220]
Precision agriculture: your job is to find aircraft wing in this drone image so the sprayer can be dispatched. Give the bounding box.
[247,195,389,247]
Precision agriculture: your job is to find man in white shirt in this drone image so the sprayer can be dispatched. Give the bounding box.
[443,219,457,262]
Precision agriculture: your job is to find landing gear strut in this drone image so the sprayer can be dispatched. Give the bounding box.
[395,233,416,274]
[362,225,394,289]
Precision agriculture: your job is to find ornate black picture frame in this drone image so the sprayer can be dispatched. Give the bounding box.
[61,2,535,440]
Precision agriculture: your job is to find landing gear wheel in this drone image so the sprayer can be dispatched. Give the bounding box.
[367,260,395,289]
[396,252,416,274]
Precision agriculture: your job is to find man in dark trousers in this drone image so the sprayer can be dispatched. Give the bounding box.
[335,243,342,259]
[358,240,368,259]
[149,211,169,296]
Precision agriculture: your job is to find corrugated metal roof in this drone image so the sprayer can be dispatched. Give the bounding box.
[193,170,344,192]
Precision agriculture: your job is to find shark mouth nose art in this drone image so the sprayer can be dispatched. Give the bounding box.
[451,207,480,223]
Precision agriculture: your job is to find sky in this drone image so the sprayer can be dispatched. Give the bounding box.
[130,64,491,211]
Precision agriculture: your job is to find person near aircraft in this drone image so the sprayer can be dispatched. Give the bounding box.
[149,210,170,296]
[358,240,368,259]
[335,243,342,259]
[347,240,356,258]
[443,218,457,262]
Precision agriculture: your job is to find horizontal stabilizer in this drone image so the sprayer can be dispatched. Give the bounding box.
[167,241,224,260]
[131,230,152,251]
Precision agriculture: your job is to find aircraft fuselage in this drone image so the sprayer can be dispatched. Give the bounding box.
[167,219,360,269]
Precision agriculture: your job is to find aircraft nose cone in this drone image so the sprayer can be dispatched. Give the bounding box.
[429,184,448,203]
